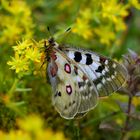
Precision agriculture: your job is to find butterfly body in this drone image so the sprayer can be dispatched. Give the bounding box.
[45,37,127,119]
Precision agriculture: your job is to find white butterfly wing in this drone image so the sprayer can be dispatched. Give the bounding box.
[48,50,98,119]
[62,47,128,97]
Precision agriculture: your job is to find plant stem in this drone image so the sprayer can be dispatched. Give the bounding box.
[121,96,132,140]
[8,78,18,98]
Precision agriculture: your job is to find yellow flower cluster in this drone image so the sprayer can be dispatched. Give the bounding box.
[0,115,68,140]
[130,0,140,10]
[72,17,93,40]
[0,0,34,45]
[132,97,140,107]
[101,0,128,30]
[72,8,93,40]
[94,26,116,46]
[72,0,130,46]
[7,39,42,77]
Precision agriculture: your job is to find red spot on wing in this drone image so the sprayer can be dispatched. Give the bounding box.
[82,75,88,81]
[50,62,58,77]
[50,51,57,61]
[66,85,72,95]
[64,63,71,73]
[100,57,106,63]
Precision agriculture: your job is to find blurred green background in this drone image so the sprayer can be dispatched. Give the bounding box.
[0,0,140,140]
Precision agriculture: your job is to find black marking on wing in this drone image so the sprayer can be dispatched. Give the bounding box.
[74,51,82,62]
[74,66,78,75]
[95,65,105,73]
[78,81,85,88]
[85,53,93,65]
[61,47,127,97]
[55,91,62,97]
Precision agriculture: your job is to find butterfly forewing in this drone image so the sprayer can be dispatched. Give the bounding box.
[62,47,127,97]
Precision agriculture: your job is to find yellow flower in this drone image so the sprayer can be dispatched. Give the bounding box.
[101,0,128,23]
[17,115,68,140]
[44,129,68,140]
[0,115,68,140]
[132,97,140,107]
[7,39,43,77]
[0,130,31,140]
[0,21,23,44]
[7,53,29,73]
[129,0,140,10]
[25,47,41,63]
[80,8,93,20]
[13,40,33,54]
[72,18,93,39]
[114,18,127,31]
[0,129,68,140]
[0,0,34,44]
[94,26,116,46]
[1,0,31,16]
[17,115,43,133]
[101,0,129,32]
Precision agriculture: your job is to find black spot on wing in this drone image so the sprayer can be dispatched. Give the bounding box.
[85,53,93,65]
[74,51,82,62]
[74,66,78,75]
[58,91,61,96]
[93,77,103,86]
[78,82,85,88]
[55,91,61,97]
[95,65,105,73]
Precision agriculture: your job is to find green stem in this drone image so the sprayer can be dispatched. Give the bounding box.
[8,78,19,98]
[120,96,132,140]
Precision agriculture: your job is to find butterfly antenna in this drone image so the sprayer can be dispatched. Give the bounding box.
[47,26,54,38]
[65,27,71,33]
[64,27,71,37]
[60,27,71,44]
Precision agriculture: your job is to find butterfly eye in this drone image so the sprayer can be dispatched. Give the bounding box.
[48,38,53,43]
[48,37,55,46]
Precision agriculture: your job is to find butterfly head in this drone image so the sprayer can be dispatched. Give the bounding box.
[45,37,59,49]
[48,37,55,46]
[44,37,59,62]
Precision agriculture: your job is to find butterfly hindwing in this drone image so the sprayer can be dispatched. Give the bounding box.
[62,47,127,97]
[48,49,98,119]
[48,52,80,119]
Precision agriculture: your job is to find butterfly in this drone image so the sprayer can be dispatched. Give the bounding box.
[44,37,127,119]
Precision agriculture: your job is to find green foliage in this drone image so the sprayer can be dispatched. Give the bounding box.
[0,0,140,140]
